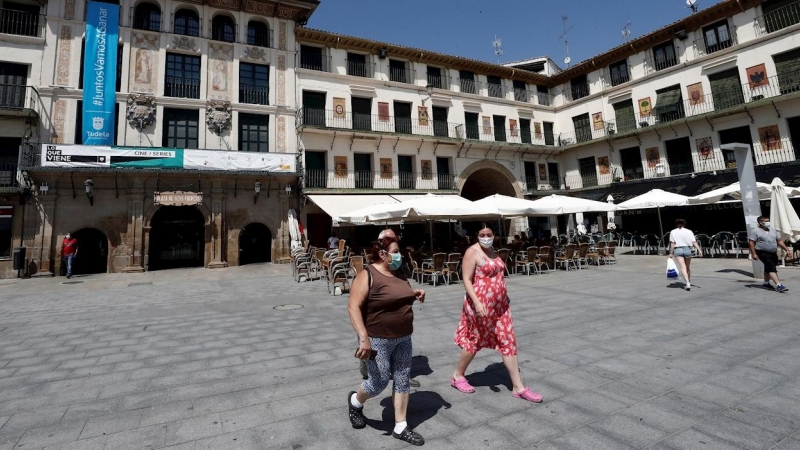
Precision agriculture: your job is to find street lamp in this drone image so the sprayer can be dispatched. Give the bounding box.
[84,178,94,206]
[422,84,434,104]
[254,181,261,204]
[285,184,292,195]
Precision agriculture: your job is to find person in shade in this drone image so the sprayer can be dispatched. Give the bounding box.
[668,219,703,291]
[450,224,543,403]
[347,234,426,446]
[749,215,791,293]
[61,232,78,279]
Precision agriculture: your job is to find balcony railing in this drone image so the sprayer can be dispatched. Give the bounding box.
[0,8,44,38]
[0,85,40,113]
[535,91,553,106]
[755,0,800,36]
[239,84,269,105]
[389,67,415,84]
[693,29,737,57]
[300,108,460,138]
[164,77,200,99]
[458,78,479,95]
[644,53,679,74]
[513,88,530,103]
[0,163,17,188]
[304,169,457,191]
[427,74,451,90]
[347,59,374,78]
[602,65,632,88]
[567,82,590,102]
[299,54,332,72]
[487,83,505,99]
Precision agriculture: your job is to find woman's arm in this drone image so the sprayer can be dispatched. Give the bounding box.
[347,269,372,359]
[462,249,488,317]
[669,241,675,257]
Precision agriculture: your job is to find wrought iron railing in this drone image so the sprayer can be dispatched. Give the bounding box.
[300,108,459,138]
[239,84,269,105]
[755,0,800,36]
[346,59,375,78]
[299,53,331,72]
[568,82,590,101]
[304,169,457,191]
[693,28,737,57]
[602,65,632,88]
[644,53,679,74]
[487,83,505,99]
[458,78,479,95]
[513,88,530,103]
[389,67,415,84]
[0,85,40,112]
[0,163,18,188]
[535,91,553,106]
[427,74,451,90]
[164,77,200,99]
[0,8,44,38]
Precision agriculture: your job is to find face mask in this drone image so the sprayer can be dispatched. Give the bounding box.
[387,252,402,271]
[65,234,71,239]
[478,237,494,248]
[762,222,771,229]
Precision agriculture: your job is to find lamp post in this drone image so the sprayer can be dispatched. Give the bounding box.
[84,178,94,206]
[254,181,261,204]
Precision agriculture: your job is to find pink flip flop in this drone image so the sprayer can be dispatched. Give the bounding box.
[450,377,475,393]
[513,387,543,403]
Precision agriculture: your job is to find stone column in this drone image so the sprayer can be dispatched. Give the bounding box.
[275,189,291,263]
[30,194,57,277]
[122,189,146,273]
[208,189,228,268]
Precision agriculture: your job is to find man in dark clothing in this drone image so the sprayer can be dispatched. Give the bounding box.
[749,216,791,292]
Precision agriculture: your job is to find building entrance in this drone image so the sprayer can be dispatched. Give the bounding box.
[149,206,205,271]
[71,228,108,275]
[239,223,272,265]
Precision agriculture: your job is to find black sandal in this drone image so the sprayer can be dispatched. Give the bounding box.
[348,391,366,429]
[393,427,425,446]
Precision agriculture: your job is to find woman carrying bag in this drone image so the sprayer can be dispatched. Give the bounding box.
[668,219,703,291]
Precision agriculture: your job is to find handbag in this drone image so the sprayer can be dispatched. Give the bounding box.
[666,258,679,279]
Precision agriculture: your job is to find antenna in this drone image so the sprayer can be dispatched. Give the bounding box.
[622,21,632,42]
[492,35,503,64]
[558,16,574,68]
[686,0,698,13]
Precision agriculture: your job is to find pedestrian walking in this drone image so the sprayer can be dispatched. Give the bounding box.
[668,219,703,291]
[749,215,791,292]
[450,224,543,403]
[327,231,340,250]
[347,233,426,446]
[61,232,78,279]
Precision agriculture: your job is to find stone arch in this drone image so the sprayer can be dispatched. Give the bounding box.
[143,202,210,228]
[170,2,201,17]
[171,5,202,36]
[458,160,523,200]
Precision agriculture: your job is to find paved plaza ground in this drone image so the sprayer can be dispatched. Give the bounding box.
[1,252,800,450]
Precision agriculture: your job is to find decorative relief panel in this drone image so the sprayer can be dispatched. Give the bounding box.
[209,44,234,101]
[170,36,198,52]
[55,26,72,87]
[52,100,67,144]
[241,46,267,62]
[279,21,287,51]
[130,33,160,94]
[126,94,157,129]
[209,0,240,10]
[277,117,286,152]
[277,55,286,105]
[64,0,76,20]
[206,100,232,134]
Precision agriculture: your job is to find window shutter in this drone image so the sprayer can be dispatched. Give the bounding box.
[613,100,636,133]
[708,68,744,109]
[774,49,800,94]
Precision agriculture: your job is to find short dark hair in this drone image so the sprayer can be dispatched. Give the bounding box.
[675,219,686,227]
[757,215,769,223]
[371,235,398,264]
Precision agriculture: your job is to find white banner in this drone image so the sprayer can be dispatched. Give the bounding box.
[183,150,295,172]
[41,145,182,168]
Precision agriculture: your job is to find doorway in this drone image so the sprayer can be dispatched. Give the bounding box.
[787,116,800,160]
[71,228,108,275]
[239,223,272,265]
[149,206,205,271]
[718,125,754,169]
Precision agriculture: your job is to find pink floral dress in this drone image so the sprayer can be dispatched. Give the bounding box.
[454,252,517,356]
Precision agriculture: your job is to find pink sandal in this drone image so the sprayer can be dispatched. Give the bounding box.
[450,377,475,393]
[513,387,543,403]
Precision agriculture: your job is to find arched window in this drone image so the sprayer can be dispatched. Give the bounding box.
[173,9,199,36]
[211,15,235,43]
[133,2,161,32]
[247,21,270,47]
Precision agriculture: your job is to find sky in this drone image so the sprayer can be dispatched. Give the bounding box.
[306,0,703,68]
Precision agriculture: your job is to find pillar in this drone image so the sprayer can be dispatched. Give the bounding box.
[208,189,228,268]
[122,189,145,272]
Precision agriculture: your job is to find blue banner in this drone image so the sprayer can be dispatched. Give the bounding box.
[82,1,119,146]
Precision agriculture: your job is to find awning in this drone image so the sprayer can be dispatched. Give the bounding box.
[307,194,399,223]
[653,88,682,116]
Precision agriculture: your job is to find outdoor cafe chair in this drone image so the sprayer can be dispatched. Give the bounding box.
[327,255,351,295]
[293,246,316,282]
[515,247,538,275]
[619,232,633,248]
[423,253,447,287]
[446,253,462,284]
[555,244,578,271]
[604,241,618,265]
[711,232,736,257]
[736,231,750,258]
[535,246,551,273]
[410,251,424,283]
[576,243,590,269]
[694,234,712,257]
[645,234,660,254]
[496,248,511,276]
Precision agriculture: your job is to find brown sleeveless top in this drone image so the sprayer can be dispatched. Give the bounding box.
[361,265,416,338]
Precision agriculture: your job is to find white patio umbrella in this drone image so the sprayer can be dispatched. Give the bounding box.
[471,194,539,217]
[770,177,800,245]
[617,189,690,246]
[688,181,775,204]
[288,208,302,249]
[526,194,617,215]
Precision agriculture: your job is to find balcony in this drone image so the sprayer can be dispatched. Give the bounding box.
[164,77,200,99]
[300,108,459,138]
[535,91,553,106]
[513,88,530,103]
[567,82,590,102]
[0,85,40,117]
[304,169,457,191]
[755,0,800,36]
[487,83,505,99]
[693,29,737,57]
[0,8,44,38]
[299,54,331,72]
[239,84,269,105]
[427,74,450,90]
[346,59,374,78]
[0,163,17,189]
[644,53,679,74]
[458,78,479,95]
[389,67,415,84]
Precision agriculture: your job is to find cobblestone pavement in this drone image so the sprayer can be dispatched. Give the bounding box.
[1,252,799,450]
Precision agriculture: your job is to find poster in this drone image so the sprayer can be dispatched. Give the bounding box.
[758,125,782,151]
[421,160,433,180]
[417,106,429,126]
[592,112,604,131]
[82,1,120,146]
[638,97,652,117]
[645,147,660,168]
[686,82,705,106]
[380,158,393,178]
[378,102,390,122]
[482,116,492,134]
[598,156,610,175]
[333,97,346,119]
[746,63,769,89]
[696,137,713,160]
[334,156,348,177]
[534,122,542,139]
[538,163,548,181]
[509,119,518,137]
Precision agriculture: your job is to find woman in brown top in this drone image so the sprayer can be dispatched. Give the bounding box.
[347,235,426,446]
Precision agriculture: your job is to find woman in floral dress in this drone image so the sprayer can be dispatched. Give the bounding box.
[450,225,542,403]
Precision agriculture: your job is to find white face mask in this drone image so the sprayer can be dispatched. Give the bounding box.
[478,237,494,248]
[65,234,71,239]
[762,222,771,229]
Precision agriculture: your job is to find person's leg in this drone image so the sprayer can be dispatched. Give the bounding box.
[684,257,692,285]
[769,271,782,285]
[66,255,74,278]
[393,392,409,424]
[452,349,476,380]
[673,256,689,285]
[500,354,526,393]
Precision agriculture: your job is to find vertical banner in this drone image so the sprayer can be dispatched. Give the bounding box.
[82,1,119,146]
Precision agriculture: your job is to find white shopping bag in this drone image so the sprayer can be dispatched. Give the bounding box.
[666,258,679,279]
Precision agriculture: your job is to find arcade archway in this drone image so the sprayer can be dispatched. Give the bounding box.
[460,167,518,201]
[239,222,272,265]
[71,228,108,275]
[149,206,205,271]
